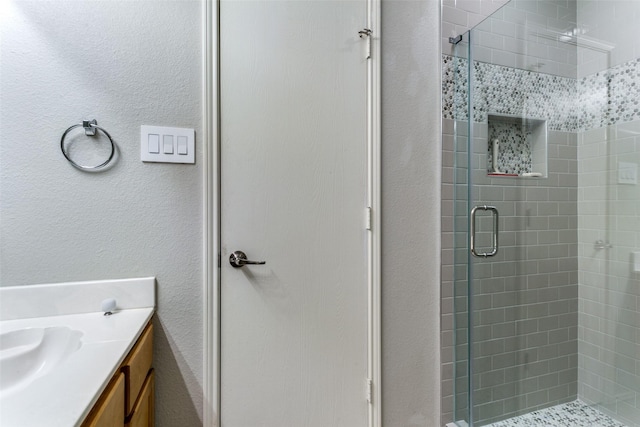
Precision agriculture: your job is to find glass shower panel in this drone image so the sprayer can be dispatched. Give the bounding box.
[576,3,640,424]
[459,1,581,425]
[592,117,640,425]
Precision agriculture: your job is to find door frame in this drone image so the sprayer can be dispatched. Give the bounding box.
[202,0,381,425]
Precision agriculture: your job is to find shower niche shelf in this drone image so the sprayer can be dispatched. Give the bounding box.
[487,114,547,178]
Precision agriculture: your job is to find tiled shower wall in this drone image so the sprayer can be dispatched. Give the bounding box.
[441,0,509,57]
[577,1,640,77]
[442,53,640,427]
[442,0,578,77]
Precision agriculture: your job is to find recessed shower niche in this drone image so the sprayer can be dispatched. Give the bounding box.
[487,114,547,178]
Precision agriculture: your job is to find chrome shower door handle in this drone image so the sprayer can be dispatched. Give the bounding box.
[229,251,266,268]
[470,205,499,258]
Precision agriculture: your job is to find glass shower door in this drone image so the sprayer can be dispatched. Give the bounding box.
[452,2,580,425]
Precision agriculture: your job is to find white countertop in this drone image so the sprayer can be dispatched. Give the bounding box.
[0,278,155,427]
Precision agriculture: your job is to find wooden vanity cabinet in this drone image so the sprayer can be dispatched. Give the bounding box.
[81,321,154,427]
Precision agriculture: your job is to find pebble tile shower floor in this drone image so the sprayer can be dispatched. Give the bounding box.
[486,400,625,427]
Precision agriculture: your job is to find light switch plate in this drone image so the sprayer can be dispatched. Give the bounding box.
[141,125,195,164]
[618,162,638,185]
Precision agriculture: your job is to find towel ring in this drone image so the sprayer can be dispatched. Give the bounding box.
[60,120,115,171]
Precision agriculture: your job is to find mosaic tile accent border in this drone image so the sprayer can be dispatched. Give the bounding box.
[443,56,640,133]
[442,56,577,132]
[579,58,640,129]
[475,62,577,132]
[442,54,469,122]
[486,400,626,427]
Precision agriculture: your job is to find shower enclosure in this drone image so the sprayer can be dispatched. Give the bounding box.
[443,1,640,426]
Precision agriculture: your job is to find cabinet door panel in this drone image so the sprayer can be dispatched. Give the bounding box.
[126,370,155,427]
[122,323,153,416]
[82,373,125,427]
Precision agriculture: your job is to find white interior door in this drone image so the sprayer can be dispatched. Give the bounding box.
[220,1,369,426]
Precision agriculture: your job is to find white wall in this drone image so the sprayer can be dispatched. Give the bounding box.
[381,1,441,425]
[0,2,204,425]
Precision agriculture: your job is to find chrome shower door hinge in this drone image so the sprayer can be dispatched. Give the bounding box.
[449,34,463,45]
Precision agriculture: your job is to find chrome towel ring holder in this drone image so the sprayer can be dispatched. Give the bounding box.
[60,119,115,171]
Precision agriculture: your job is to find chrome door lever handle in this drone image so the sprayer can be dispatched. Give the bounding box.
[229,251,266,268]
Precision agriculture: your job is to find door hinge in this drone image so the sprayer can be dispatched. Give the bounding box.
[366,378,373,404]
[365,206,372,230]
[358,28,372,59]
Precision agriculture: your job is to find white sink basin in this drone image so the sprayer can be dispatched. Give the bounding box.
[0,326,82,397]
[0,278,155,427]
